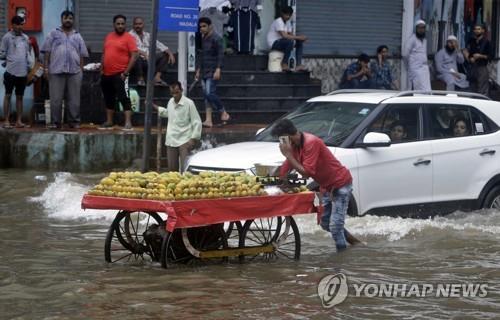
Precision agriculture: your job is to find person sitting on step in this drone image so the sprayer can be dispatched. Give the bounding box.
[266,6,307,72]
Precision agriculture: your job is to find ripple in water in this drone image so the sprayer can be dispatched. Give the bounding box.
[30,172,500,243]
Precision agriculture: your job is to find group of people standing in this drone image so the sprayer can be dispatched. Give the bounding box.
[338,19,492,97]
[404,19,491,96]
[0,11,88,130]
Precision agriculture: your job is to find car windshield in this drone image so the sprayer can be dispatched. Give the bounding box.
[256,101,377,146]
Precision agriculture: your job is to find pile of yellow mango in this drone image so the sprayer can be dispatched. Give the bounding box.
[87,171,268,201]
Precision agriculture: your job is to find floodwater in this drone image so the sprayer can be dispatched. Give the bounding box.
[1,169,499,319]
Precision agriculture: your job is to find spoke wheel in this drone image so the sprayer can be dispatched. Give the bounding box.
[161,224,228,268]
[239,216,301,263]
[104,211,163,263]
[224,221,243,248]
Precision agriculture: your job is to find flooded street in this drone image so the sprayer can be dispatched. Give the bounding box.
[1,169,500,319]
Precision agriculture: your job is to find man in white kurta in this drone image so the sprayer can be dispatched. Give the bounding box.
[403,20,431,91]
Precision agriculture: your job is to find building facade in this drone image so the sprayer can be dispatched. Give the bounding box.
[0,0,498,95]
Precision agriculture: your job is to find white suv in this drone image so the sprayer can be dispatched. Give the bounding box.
[186,90,500,217]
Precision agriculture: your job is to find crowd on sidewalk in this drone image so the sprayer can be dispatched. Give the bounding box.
[0,7,495,171]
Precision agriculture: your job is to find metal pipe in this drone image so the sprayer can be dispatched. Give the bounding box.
[141,0,160,172]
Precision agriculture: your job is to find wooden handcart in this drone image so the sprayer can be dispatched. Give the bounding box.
[81,193,318,268]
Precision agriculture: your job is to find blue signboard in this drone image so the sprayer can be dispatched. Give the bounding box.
[158,0,199,32]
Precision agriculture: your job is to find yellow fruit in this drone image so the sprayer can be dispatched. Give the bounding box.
[100,177,115,186]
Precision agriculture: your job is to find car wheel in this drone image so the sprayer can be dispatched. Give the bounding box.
[483,186,500,210]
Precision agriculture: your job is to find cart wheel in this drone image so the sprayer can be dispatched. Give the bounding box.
[160,224,228,269]
[104,210,163,263]
[239,216,300,262]
[224,221,243,248]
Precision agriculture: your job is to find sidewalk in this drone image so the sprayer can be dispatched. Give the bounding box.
[0,122,269,172]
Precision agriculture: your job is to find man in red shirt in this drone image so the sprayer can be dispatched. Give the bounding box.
[272,119,353,251]
[100,14,138,130]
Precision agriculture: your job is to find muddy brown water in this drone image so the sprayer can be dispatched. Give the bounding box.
[1,169,499,319]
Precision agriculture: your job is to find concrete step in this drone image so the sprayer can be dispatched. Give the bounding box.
[148,96,308,111]
[83,69,315,86]
[89,53,270,71]
[166,70,314,85]
[81,105,288,126]
[131,83,322,99]
[131,110,287,126]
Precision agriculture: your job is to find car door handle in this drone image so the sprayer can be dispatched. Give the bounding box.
[413,158,431,166]
[480,149,496,156]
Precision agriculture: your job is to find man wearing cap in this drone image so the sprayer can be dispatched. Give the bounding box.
[464,24,491,96]
[403,20,431,91]
[434,35,469,91]
[0,16,31,128]
[338,53,372,89]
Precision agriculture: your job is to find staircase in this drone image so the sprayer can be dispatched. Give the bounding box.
[81,54,322,125]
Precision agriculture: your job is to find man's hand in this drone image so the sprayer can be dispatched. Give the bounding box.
[152,103,160,111]
[213,68,221,80]
[139,50,148,60]
[120,72,129,81]
[166,50,176,65]
[297,35,307,42]
[472,53,482,60]
[279,140,293,158]
[183,139,198,150]
[365,66,372,76]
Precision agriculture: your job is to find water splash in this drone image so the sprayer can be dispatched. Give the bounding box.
[348,212,500,241]
[295,210,500,241]
[28,172,500,240]
[29,172,114,223]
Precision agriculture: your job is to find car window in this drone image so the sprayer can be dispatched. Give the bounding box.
[256,102,377,146]
[367,104,420,143]
[470,108,492,135]
[424,104,489,139]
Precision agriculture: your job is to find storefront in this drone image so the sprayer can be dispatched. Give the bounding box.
[300,0,499,92]
[0,0,498,94]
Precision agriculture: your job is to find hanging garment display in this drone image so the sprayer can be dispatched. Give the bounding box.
[229,7,261,54]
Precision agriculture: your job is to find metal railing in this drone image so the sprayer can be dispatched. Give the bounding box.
[326,89,491,101]
[392,90,491,100]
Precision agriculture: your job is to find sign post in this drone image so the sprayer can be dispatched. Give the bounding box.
[158,0,199,91]
[142,0,199,172]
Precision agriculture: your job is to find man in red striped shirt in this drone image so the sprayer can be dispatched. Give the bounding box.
[272,119,353,251]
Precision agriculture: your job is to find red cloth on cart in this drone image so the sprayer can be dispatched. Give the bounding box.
[82,193,316,232]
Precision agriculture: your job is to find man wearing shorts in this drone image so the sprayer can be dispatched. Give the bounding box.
[0,16,31,128]
[100,14,138,130]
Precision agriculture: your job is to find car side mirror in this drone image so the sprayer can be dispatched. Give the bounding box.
[357,132,391,147]
[256,128,265,135]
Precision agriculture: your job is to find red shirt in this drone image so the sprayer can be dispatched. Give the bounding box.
[102,32,137,76]
[280,132,352,190]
